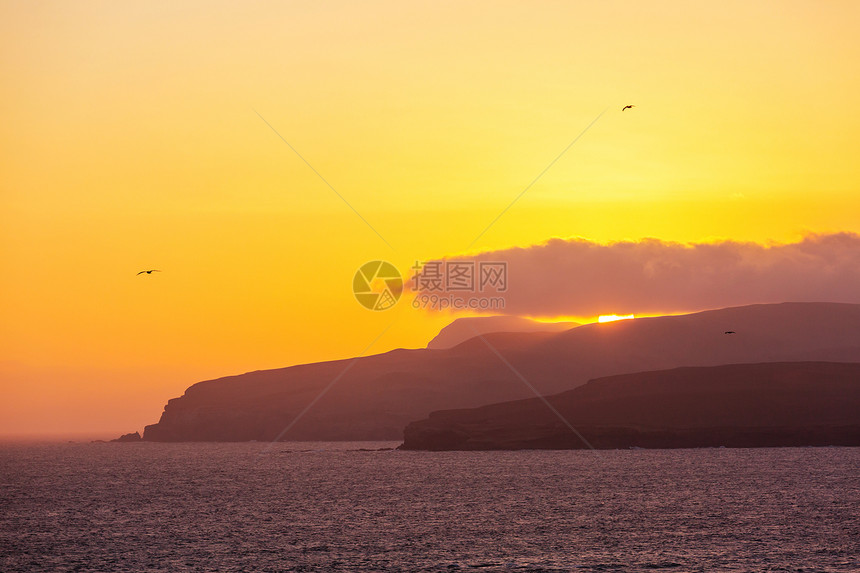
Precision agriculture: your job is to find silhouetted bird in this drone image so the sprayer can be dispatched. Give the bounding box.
[622,105,635,111]
[724,331,736,334]
[137,270,161,275]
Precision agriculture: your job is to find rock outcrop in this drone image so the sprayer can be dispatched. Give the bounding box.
[112,431,142,442]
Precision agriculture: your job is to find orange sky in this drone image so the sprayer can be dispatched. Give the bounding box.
[2,0,859,437]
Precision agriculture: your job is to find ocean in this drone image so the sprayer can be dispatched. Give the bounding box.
[1,443,858,572]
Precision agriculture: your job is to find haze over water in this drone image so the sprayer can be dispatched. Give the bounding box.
[2,443,858,572]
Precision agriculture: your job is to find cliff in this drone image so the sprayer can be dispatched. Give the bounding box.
[141,302,860,441]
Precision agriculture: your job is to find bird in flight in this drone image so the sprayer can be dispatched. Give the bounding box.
[724,331,736,334]
[622,105,635,111]
[137,270,161,275]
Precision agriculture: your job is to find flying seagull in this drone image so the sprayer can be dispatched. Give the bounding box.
[137,270,161,275]
[724,331,736,334]
[622,105,635,111]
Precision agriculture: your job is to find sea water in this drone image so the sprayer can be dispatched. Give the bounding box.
[1,442,858,572]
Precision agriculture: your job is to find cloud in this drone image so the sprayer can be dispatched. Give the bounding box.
[411,233,860,317]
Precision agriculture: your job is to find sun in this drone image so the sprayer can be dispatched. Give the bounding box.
[598,314,635,323]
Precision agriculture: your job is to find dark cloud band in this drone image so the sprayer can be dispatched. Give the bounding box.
[412,233,860,317]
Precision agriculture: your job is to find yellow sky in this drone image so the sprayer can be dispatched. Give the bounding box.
[2,0,859,436]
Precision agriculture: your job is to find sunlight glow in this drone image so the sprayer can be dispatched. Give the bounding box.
[598,314,635,323]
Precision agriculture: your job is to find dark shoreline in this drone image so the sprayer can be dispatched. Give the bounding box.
[398,424,860,451]
[399,362,860,451]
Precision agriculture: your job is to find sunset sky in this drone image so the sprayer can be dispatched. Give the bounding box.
[2,0,859,437]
